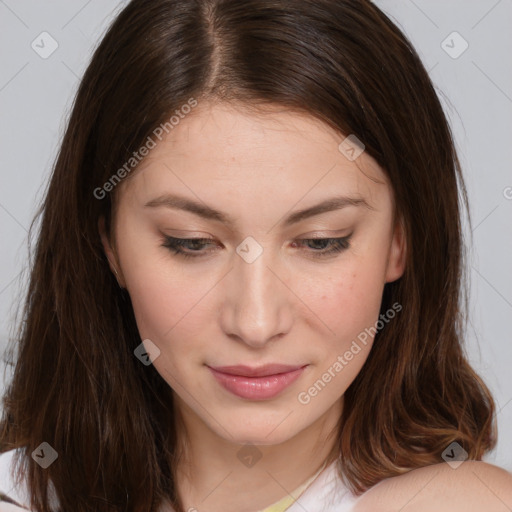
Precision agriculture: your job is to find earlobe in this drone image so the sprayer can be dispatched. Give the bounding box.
[385,218,407,283]
[98,216,125,288]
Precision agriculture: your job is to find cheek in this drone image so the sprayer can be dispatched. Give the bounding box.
[119,248,218,375]
[129,277,177,340]
[125,268,209,386]
[113,215,201,341]
[127,268,209,346]
[114,233,194,344]
[307,258,387,343]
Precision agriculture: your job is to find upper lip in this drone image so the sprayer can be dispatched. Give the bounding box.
[208,364,307,377]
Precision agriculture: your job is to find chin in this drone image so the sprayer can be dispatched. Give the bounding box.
[230,430,295,447]
[212,414,302,446]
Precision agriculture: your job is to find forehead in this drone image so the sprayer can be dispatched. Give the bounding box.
[117,101,391,214]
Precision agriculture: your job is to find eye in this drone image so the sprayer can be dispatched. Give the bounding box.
[161,235,352,260]
[162,237,218,260]
[291,236,352,258]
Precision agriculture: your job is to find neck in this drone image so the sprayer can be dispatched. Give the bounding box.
[173,397,343,512]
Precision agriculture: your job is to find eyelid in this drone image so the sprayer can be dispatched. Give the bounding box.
[161,228,350,238]
[161,233,353,260]
[162,229,215,237]
[299,230,351,238]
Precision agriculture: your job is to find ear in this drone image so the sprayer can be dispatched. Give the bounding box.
[98,216,126,288]
[385,216,407,283]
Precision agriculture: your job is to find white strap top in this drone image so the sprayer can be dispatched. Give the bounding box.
[0,448,363,511]
[284,460,362,511]
[0,449,30,510]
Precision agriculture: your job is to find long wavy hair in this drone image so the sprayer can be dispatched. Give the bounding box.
[0,0,496,511]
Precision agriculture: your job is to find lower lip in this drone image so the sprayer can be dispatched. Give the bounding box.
[208,366,307,400]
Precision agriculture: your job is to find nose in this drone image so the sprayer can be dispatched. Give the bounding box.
[220,245,293,349]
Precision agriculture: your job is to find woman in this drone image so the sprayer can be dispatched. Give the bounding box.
[0,0,511,511]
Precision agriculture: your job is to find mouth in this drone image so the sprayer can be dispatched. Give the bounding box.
[207,364,308,400]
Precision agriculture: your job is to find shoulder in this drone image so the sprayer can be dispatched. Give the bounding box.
[353,460,512,512]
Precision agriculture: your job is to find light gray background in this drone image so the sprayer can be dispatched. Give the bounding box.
[0,0,511,471]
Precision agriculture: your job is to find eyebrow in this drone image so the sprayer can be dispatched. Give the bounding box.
[144,193,374,227]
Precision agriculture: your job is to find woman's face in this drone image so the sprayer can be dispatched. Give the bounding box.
[101,101,406,446]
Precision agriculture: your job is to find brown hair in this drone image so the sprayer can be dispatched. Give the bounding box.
[0,0,496,510]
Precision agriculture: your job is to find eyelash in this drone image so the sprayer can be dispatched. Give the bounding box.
[161,235,352,260]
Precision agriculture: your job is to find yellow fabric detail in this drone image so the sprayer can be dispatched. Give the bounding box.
[258,463,327,512]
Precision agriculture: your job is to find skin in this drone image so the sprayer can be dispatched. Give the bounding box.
[99,101,512,511]
[354,460,512,511]
[100,100,408,512]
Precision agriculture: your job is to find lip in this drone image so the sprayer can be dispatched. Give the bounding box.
[210,364,306,377]
[207,364,308,400]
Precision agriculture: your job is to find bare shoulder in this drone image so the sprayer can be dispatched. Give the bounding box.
[352,461,512,512]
